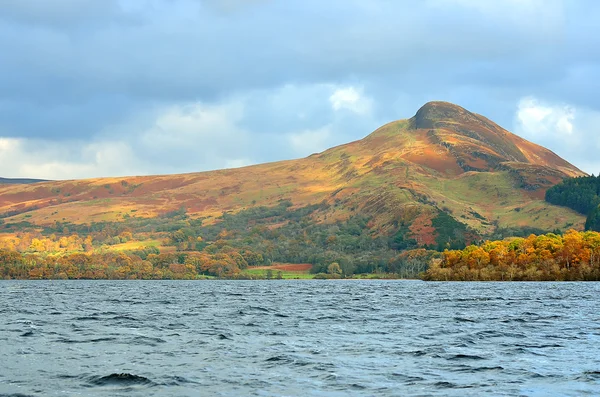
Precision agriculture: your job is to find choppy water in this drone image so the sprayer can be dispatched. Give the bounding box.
[1,280,599,396]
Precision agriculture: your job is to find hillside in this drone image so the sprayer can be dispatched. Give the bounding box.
[0,101,586,247]
[0,177,48,185]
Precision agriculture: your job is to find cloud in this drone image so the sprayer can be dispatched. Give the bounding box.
[0,137,142,180]
[0,82,385,179]
[7,91,599,181]
[135,100,253,172]
[329,87,373,116]
[516,97,575,138]
[0,0,575,109]
[0,0,597,178]
[288,126,332,156]
[514,96,600,173]
[140,100,245,148]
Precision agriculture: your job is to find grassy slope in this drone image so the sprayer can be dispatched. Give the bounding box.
[0,102,586,238]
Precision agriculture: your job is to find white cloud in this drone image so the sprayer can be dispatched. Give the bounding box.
[0,82,385,179]
[514,95,600,174]
[288,126,332,156]
[329,87,373,116]
[0,100,253,179]
[225,158,253,169]
[0,138,142,180]
[141,100,245,148]
[0,137,19,152]
[516,96,575,139]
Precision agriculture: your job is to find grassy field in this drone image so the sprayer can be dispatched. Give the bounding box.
[103,239,163,252]
[243,264,314,279]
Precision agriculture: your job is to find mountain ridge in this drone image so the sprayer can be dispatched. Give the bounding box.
[0,101,586,243]
[0,177,49,185]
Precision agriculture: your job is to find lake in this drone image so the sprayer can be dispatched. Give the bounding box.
[1,280,599,396]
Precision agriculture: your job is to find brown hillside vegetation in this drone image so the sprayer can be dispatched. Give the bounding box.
[0,101,586,242]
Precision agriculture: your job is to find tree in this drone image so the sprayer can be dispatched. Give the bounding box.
[586,205,600,231]
[327,262,342,276]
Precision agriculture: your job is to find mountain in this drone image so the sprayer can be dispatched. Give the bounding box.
[0,177,48,185]
[0,101,586,246]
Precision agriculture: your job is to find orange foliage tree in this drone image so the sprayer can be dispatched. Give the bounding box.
[424,230,600,281]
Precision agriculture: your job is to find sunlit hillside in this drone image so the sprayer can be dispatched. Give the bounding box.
[0,101,586,244]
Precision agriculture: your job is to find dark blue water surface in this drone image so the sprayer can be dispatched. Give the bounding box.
[1,280,599,396]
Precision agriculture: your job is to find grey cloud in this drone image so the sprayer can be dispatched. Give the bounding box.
[1,0,575,101]
[0,96,138,139]
[0,0,598,177]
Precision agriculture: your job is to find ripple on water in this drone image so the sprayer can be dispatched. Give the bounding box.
[1,280,599,397]
[0,394,38,397]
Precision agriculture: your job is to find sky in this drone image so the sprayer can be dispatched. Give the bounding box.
[0,0,599,180]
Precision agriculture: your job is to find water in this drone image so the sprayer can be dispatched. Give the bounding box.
[1,280,599,396]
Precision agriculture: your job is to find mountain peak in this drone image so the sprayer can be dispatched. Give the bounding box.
[413,101,475,129]
[398,100,583,176]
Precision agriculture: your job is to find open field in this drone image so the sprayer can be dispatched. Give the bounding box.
[244,264,314,279]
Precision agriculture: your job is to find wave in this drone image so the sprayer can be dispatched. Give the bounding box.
[87,373,155,386]
[0,394,37,397]
[447,354,487,361]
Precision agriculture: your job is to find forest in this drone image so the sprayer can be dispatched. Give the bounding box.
[545,174,600,231]
[0,200,440,280]
[0,196,594,281]
[423,230,600,281]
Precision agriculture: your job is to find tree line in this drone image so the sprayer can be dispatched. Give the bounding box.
[0,247,263,280]
[545,174,600,231]
[423,230,600,281]
[0,197,581,281]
